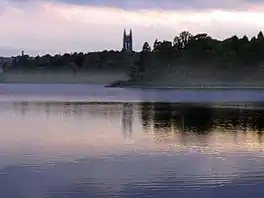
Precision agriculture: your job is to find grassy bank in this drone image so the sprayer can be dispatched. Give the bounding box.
[108,64,264,89]
[3,65,264,89]
[0,68,129,84]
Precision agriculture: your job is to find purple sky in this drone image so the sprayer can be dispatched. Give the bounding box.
[1,0,264,56]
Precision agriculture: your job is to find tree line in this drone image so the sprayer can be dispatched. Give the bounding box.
[130,30,264,79]
[10,30,264,73]
[11,50,129,70]
[138,30,264,66]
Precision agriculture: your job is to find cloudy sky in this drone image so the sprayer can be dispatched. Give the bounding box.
[1,0,264,56]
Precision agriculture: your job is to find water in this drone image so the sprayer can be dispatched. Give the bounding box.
[2,83,264,102]
[1,84,264,197]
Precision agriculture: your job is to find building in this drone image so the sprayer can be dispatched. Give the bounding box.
[122,29,133,52]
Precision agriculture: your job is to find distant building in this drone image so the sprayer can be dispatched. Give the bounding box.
[11,50,30,67]
[122,29,133,52]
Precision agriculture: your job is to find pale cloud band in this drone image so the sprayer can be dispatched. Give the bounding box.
[8,0,264,11]
[1,0,264,56]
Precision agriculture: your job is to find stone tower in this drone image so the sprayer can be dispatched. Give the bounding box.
[122,29,133,52]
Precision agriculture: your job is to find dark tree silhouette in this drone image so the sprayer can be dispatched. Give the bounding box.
[10,29,264,84]
[142,42,151,52]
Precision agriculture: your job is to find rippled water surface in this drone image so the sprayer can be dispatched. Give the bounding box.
[2,100,264,197]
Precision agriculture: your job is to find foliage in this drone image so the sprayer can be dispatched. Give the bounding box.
[11,30,264,74]
[147,30,264,66]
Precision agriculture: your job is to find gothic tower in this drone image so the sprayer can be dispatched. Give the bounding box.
[122,29,133,52]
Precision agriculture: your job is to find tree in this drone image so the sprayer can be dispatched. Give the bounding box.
[186,33,216,59]
[72,52,85,68]
[192,33,211,41]
[173,36,183,49]
[158,41,173,52]
[152,40,172,53]
[240,35,249,43]
[236,35,250,64]
[257,31,264,41]
[142,42,151,52]
[153,39,162,52]
[179,31,193,49]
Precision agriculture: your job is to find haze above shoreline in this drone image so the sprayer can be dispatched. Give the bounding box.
[2,30,264,88]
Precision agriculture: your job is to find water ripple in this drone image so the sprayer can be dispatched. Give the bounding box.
[0,102,264,197]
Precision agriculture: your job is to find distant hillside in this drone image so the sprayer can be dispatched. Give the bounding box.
[5,30,264,87]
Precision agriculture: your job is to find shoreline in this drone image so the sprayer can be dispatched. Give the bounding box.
[116,85,264,90]
[105,80,264,90]
[2,81,264,90]
[2,78,264,90]
[3,69,264,90]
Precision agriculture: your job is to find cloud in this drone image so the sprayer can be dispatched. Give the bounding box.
[0,0,264,56]
[17,0,264,11]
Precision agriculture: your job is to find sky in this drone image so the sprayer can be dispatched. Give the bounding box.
[1,0,264,56]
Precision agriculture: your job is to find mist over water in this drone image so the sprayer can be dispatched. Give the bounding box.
[2,84,264,103]
[0,101,264,197]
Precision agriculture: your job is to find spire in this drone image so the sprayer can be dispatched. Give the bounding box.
[123,29,126,51]
[129,29,133,51]
[122,28,133,52]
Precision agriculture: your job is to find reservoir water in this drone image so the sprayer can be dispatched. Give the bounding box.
[1,84,264,197]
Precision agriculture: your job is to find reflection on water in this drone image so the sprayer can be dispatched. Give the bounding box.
[2,102,264,197]
[122,103,134,139]
[140,103,264,146]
